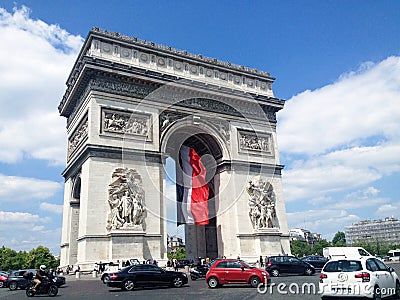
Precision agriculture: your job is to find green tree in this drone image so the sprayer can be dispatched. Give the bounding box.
[290,240,312,257]
[312,239,331,256]
[332,231,346,247]
[168,247,186,260]
[26,246,58,269]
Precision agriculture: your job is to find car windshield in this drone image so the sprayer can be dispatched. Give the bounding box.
[323,260,362,272]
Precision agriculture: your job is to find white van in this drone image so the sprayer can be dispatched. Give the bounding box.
[388,249,400,261]
[323,247,373,259]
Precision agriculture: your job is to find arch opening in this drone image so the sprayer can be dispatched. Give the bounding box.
[162,125,225,260]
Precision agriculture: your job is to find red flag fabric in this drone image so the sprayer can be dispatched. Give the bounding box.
[189,147,209,225]
[176,145,209,225]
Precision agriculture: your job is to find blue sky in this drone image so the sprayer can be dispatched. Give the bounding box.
[0,1,399,254]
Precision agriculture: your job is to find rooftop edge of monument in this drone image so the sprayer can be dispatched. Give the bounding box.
[90,27,275,80]
[59,27,284,116]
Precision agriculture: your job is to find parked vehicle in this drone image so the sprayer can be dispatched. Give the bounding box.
[319,256,400,299]
[25,272,58,297]
[0,271,9,288]
[323,247,372,259]
[266,255,315,277]
[206,258,270,288]
[106,264,188,291]
[5,269,37,290]
[100,259,140,284]
[388,249,400,262]
[301,255,329,269]
[190,264,209,280]
[177,260,192,268]
[5,269,65,290]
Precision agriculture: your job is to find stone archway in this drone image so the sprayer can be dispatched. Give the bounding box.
[161,117,230,260]
[58,28,291,270]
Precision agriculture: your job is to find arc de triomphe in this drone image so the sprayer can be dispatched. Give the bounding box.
[58,27,290,269]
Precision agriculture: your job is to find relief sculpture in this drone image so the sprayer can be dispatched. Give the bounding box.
[106,168,145,230]
[239,133,269,152]
[67,116,88,158]
[104,111,148,136]
[246,177,277,229]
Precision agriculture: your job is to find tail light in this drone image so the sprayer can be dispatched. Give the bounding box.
[267,262,272,267]
[319,273,327,279]
[109,274,118,280]
[319,273,327,283]
[354,272,370,282]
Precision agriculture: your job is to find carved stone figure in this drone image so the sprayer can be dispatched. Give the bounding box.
[68,117,88,158]
[247,177,277,229]
[104,111,148,136]
[106,168,146,230]
[239,131,270,152]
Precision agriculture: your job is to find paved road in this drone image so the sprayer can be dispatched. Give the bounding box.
[1,262,399,299]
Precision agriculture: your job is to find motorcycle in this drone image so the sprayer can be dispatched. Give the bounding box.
[25,276,58,297]
[190,264,209,280]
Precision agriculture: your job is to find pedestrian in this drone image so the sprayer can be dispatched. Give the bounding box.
[173,258,178,271]
[260,255,264,267]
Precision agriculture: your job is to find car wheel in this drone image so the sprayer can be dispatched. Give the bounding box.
[304,267,313,276]
[373,285,381,300]
[250,276,261,288]
[173,277,183,288]
[8,281,18,290]
[207,277,219,289]
[122,279,135,291]
[270,269,280,277]
[102,275,109,284]
[48,285,58,297]
[0,281,4,288]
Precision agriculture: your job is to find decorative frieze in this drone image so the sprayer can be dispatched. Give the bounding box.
[237,129,273,155]
[159,110,188,135]
[204,118,230,145]
[107,168,146,231]
[101,108,152,141]
[247,178,277,230]
[87,28,275,98]
[68,114,88,159]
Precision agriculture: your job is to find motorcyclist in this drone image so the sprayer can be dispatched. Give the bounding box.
[33,265,47,291]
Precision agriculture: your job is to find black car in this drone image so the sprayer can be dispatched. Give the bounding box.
[300,255,328,269]
[265,255,315,277]
[5,269,65,290]
[5,269,37,290]
[106,264,188,291]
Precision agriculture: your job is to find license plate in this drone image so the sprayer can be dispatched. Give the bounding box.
[332,287,352,294]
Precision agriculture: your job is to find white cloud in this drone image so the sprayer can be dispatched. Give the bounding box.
[375,203,400,218]
[279,57,400,205]
[0,6,83,165]
[0,211,41,223]
[280,57,400,239]
[287,209,360,237]
[278,56,400,156]
[0,174,62,202]
[40,202,64,214]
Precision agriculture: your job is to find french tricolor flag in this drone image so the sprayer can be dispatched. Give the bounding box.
[176,145,209,226]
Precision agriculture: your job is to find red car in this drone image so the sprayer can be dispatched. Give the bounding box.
[0,271,9,288]
[206,259,270,288]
